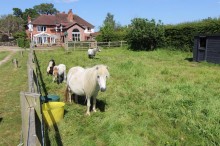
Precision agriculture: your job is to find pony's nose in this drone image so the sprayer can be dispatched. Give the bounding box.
[100,87,106,92]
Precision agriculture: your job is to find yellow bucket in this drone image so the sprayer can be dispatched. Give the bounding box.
[42,102,65,126]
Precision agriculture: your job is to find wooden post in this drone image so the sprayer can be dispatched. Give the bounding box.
[21,51,24,57]
[108,41,110,48]
[13,58,18,68]
[20,92,43,146]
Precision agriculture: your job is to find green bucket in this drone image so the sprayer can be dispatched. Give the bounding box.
[41,94,60,103]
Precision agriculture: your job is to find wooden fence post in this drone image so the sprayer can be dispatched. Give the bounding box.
[12,58,18,68]
[20,92,43,146]
[21,51,24,57]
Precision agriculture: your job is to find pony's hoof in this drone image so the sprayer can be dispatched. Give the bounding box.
[93,109,97,112]
[85,112,90,116]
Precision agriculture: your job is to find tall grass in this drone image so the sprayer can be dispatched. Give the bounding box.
[35,47,220,146]
[0,51,28,146]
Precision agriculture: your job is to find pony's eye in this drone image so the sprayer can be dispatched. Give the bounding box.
[97,75,100,78]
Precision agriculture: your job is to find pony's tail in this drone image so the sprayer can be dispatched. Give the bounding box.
[64,86,69,102]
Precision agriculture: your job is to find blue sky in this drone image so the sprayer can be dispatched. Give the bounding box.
[0,0,220,30]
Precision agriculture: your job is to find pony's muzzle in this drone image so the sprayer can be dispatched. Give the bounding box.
[100,87,106,92]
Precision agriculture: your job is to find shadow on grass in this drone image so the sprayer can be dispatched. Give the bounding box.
[71,95,106,112]
[33,51,63,146]
[45,124,63,146]
[33,51,48,96]
[0,117,2,123]
[184,57,193,62]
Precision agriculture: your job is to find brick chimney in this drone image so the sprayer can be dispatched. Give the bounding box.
[67,9,73,22]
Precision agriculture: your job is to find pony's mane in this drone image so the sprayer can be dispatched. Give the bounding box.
[83,65,109,93]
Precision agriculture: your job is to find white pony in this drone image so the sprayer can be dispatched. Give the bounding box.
[53,64,67,84]
[47,59,55,75]
[87,47,101,59]
[65,64,110,115]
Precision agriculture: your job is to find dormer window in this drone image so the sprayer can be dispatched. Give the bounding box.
[37,25,46,32]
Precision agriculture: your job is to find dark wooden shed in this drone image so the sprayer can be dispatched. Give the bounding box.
[193,35,220,64]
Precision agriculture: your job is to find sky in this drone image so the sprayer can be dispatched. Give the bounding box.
[0,0,220,31]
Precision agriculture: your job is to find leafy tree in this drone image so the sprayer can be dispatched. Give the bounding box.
[98,13,127,41]
[33,3,59,15]
[13,8,23,18]
[0,14,24,37]
[126,18,165,51]
[103,13,115,29]
[22,8,39,22]
[99,23,115,42]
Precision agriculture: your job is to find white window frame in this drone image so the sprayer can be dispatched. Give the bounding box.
[37,26,46,32]
[72,29,80,41]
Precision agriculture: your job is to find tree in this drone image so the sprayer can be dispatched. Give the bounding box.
[98,13,127,42]
[22,8,39,22]
[103,13,116,29]
[13,8,23,18]
[99,23,115,42]
[126,18,165,51]
[33,3,59,15]
[0,14,24,37]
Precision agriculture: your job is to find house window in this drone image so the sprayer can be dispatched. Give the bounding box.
[87,27,91,32]
[199,37,206,48]
[72,29,80,41]
[37,26,46,32]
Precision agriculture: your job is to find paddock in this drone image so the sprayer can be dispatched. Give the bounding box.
[1,47,220,145]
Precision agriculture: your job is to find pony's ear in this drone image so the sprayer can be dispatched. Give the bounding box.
[106,66,109,70]
[96,66,99,70]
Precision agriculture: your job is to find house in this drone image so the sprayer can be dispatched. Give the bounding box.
[26,9,95,46]
[193,35,220,64]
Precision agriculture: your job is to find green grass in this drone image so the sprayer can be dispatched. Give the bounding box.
[35,47,220,146]
[0,51,28,146]
[1,47,220,145]
[0,51,10,61]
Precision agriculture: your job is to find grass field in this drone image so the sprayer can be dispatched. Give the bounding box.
[0,51,28,146]
[1,47,220,145]
[35,47,220,146]
[0,51,10,61]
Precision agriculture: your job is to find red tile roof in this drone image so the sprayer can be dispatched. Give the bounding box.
[32,13,94,28]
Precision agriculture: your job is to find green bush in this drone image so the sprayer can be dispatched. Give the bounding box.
[17,38,30,48]
[15,31,30,48]
[126,18,165,51]
[164,17,220,51]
